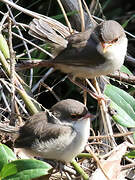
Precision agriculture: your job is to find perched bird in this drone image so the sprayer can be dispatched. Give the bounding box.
[14,99,91,163]
[29,19,128,79]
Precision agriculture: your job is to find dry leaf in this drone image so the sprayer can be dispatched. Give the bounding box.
[90,142,128,180]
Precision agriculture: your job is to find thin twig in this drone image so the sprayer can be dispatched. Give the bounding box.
[0,12,9,32]
[40,82,60,102]
[0,79,28,115]
[57,0,73,34]
[122,163,135,170]
[0,50,39,115]
[8,17,16,125]
[12,32,54,58]
[93,78,116,147]
[86,145,111,180]
[89,131,134,140]
[78,0,85,32]
[82,0,98,27]
[32,68,55,93]
[6,2,33,88]
[0,83,11,112]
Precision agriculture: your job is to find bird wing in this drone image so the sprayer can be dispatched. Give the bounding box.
[54,30,106,66]
[14,112,73,148]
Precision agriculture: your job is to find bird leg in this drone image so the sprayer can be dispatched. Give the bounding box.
[42,159,75,179]
[68,75,105,102]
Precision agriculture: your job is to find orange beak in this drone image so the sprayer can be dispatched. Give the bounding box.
[101,42,112,53]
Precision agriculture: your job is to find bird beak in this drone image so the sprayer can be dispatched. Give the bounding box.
[83,112,94,120]
[101,42,112,53]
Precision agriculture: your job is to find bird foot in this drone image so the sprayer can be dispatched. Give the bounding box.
[68,76,106,102]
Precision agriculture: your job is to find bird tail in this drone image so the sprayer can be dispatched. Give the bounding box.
[29,18,68,48]
[0,123,19,133]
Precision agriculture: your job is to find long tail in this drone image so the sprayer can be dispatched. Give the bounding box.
[0,123,19,133]
[29,18,68,48]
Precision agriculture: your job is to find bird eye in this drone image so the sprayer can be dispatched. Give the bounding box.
[99,34,104,42]
[71,114,83,120]
[111,38,118,43]
[71,114,77,119]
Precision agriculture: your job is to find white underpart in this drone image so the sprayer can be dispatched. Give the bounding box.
[99,36,128,75]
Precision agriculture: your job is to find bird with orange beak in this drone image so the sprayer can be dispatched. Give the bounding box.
[29,20,128,79]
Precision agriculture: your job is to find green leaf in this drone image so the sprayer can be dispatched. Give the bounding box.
[109,101,135,127]
[120,65,133,75]
[0,34,10,59]
[122,14,135,28]
[1,159,52,180]
[0,144,16,171]
[52,10,78,20]
[104,84,135,127]
[125,150,135,158]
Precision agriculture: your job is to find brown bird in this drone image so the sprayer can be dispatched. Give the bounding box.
[14,99,91,162]
[29,19,128,79]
